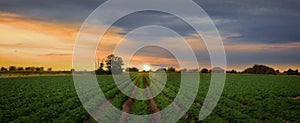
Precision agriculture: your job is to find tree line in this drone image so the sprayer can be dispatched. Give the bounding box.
[95,54,299,75]
[1,54,299,76]
[240,64,299,75]
[200,65,299,75]
[0,66,52,73]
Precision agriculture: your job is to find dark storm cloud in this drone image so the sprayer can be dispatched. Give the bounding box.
[195,0,300,44]
[0,0,106,23]
[0,0,197,36]
[133,45,176,59]
[2,0,299,44]
[111,11,196,37]
[226,48,300,65]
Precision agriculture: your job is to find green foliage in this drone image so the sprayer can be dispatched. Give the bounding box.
[0,73,300,122]
[0,76,88,122]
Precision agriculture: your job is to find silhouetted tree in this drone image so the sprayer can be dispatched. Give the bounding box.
[242,64,276,74]
[167,67,176,72]
[96,60,106,74]
[126,67,139,72]
[275,70,280,74]
[1,67,7,72]
[105,54,124,74]
[17,67,24,71]
[284,69,293,75]
[25,67,31,71]
[200,68,209,73]
[156,68,166,72]
[284,69,299,75]
[36,67,44,72]
[47,68,52,72]
[227,69,237,73]
[9,66,17,72]
[99,62,104,72]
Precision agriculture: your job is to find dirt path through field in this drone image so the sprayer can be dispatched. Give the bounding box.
[143,75,162,123]
[84,99,112,123]
[85,76,138,123]
[118,76,141,123]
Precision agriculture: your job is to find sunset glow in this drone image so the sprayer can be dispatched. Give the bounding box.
[143,65,151,71]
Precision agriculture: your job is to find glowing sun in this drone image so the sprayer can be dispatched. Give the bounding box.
[143,65,151,71]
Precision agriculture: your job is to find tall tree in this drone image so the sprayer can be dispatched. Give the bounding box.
[167,67,176,72]
[105,54,124,74]
[95,60,106,74]
[9,66,16,72]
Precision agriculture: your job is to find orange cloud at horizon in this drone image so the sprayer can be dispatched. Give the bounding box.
[0,12,77,70]
[0,12,131,71]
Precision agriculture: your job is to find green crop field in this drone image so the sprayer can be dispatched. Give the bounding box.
[1,73,300,122]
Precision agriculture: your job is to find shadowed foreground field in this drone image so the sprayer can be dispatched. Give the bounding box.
[0,73,299,122]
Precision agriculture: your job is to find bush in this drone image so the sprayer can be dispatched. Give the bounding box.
[242,64,276,75]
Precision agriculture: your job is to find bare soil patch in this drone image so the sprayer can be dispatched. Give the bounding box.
[279,96,300,100]
[288,96,300,99]
[143,76,161,123]
[118,76,141,123]
[84,99,112,123]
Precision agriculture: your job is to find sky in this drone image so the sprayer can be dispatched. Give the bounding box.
[0,0,299,71]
